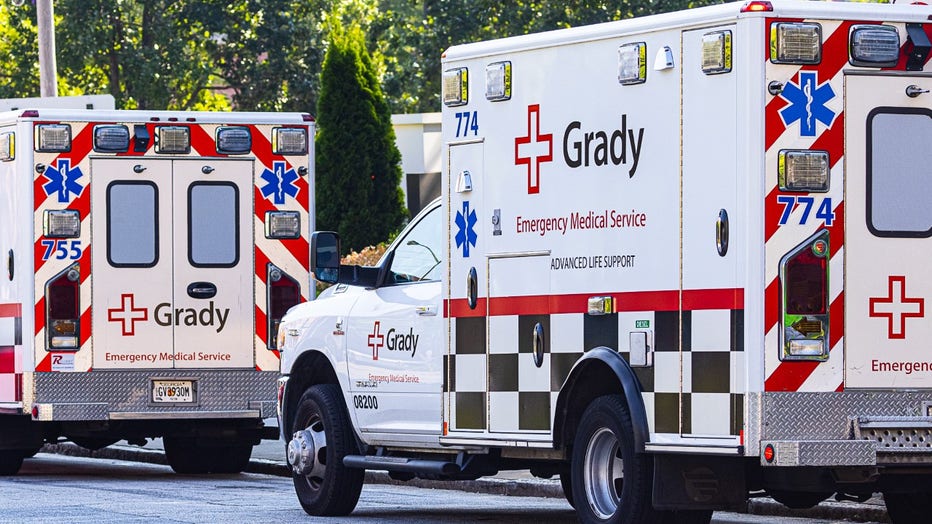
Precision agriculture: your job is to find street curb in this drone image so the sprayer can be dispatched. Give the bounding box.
[41,443,889,523]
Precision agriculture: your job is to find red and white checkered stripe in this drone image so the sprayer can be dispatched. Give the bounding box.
[762,19,932,392]
[31,121,310,373]
[0,304,23,402]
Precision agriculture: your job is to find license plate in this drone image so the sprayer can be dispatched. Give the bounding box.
[151,380,195,403]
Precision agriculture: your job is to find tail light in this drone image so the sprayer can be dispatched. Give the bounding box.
[267,264,301,350]
[779,231,830,361]
[46,263,80,349]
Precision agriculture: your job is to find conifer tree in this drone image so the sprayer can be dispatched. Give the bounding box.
[315,19,407,255]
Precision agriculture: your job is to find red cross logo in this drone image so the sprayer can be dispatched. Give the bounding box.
[368,321,385,361]
[107,293,148,336]
[515,104,553,194]
[869,276,925,340]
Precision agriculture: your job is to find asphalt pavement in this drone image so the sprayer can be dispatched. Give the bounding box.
[41,424,891,523]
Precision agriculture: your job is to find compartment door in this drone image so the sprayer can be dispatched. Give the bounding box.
[844,73,931,389]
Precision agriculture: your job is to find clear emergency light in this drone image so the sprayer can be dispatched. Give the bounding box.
[44,210,81,238]
[779,231,830,361]
[265,211,301,239]
[154,126,191,154]
[770,22,822,64]
[778,150,829,192]
[618,43,647,85]
[0,132,12,161]
[216,126,252,154]
[272,127,308,155]
[46,263,80,350]
[35,124,72,153]
[486,61,512,101]
[701,31,733,75]
[849,25,900,67]
[442,67,468,107]
[93,125,130,153]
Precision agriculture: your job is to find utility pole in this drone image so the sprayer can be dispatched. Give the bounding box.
[36,0,58,97]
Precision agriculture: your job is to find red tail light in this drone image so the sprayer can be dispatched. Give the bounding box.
[779,231,830,361]
[46,263,80,349]
[267,264,301,350]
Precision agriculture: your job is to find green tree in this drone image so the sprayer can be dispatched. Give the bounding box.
[315,18,406,254]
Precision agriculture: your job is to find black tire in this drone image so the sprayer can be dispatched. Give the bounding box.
[660,509,713,524]
[290,384,364,516]
[163,437,212,474]
[164,437,252,474]
[560,471,576,508]
[0,450,25,476]
[208,444,252,474]
[571,395,660,524]
[768,489,831,509]
[884,491,932,524]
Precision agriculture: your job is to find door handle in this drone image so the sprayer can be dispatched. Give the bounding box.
[187,282,217,299]
[416,305,437,316]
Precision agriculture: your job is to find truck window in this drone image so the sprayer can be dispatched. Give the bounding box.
[868,109,932,238]
[188,182,239,267]
[388,206,442,283]
[107,181,158,267]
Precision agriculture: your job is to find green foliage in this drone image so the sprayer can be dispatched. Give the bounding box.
[316,18,407,254]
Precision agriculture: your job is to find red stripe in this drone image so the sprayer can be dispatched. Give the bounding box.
[254,187,310,266]
[764,279,780,333]
[446,289,740,318]
[255,247,271,285]
[829,290,844,349]
[764,293,844,392]
[35,353,51,372]
[0,304,21,318]
[79,308,92,347]
[255,305,267,345]
[34,298,44,336]
[190,123,220,157]
[14,373,21,401]
[0,346,13,373]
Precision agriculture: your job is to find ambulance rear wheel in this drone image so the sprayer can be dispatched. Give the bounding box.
[290,384,363,516]
[163,437,211,474]
[0,449,25,475]
[571,394,659,524]
[884,491,932,524]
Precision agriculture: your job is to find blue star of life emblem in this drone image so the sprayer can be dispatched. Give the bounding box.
[779,71,837,137]
[454,201,478,258]
[259,161,300,205]
[42,159,84,203]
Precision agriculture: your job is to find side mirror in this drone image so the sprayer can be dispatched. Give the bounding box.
[310,231,340,284]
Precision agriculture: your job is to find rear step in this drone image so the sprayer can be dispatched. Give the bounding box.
[343,454,462,475]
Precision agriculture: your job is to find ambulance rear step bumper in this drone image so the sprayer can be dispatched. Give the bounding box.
[761,417,932,467]
[31,403,273,422]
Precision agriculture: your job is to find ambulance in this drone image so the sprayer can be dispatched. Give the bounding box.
[276,1,932,522]
[0,103,313,475]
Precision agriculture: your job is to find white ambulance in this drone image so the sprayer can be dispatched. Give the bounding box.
[277,1,932,522]
[0,104,313,475]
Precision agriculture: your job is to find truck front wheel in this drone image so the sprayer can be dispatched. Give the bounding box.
[571,395,659,524]
[289,384,363,516]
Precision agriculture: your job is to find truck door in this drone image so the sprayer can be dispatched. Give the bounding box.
[91,158,255,369]
[844,72,931,389]
[680,25,743,438]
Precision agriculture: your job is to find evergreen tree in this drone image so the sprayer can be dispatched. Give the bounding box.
[316,18,407,255]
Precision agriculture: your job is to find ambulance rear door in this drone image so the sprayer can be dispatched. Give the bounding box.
[844,72,931,389]
[91,157,254,370]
